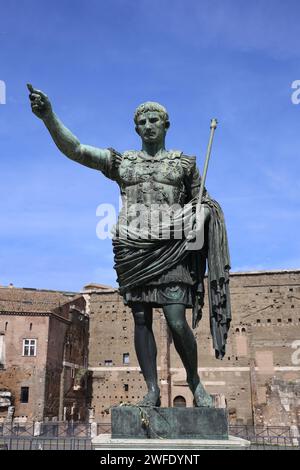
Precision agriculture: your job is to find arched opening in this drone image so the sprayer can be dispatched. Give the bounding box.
[173,395,186,408]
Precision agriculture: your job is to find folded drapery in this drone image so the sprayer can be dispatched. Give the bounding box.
[112,196,231,359]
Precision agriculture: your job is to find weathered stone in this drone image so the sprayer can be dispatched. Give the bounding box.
[92,434,250,450]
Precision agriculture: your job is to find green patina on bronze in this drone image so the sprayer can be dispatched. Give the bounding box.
[111,406,228,440]
[27,85,231,409]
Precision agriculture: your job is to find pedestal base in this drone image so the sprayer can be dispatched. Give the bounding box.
[92,434,250,450]
[111,406,228,440]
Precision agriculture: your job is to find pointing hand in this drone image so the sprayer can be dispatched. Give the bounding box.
[27,83,52,119]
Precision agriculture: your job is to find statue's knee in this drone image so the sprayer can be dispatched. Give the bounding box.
[168,320,186,335]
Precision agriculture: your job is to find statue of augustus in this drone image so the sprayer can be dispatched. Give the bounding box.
[28,85,231,408]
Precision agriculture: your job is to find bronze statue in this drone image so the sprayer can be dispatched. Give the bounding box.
[27,84,231,408]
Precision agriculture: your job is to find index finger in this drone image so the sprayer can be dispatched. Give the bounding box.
[27,83,35,93]
[27,83,48,100]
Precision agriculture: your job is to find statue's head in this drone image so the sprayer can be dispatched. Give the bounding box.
[134,101,170,143]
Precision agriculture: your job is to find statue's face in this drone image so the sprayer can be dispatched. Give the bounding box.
[135,111,167,143]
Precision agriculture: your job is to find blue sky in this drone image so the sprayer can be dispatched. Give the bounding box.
[0,0,300,291]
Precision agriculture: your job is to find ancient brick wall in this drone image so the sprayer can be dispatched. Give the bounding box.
[1,271,299,426]
[0,289,89,422]
[88,270,300,426]
[0,313,49,421]
[45,297,89,421]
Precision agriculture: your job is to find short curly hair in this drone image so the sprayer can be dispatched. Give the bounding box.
[134,101,169,125]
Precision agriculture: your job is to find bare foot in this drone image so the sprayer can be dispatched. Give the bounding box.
[194,382,214,407]
[137,389,161,407]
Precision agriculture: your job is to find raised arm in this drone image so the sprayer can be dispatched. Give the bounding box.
[27,84,121,171]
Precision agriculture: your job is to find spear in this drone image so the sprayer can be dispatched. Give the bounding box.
[197,118,218,214]
[189,118,218,250]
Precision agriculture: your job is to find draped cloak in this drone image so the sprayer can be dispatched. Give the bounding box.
[101,148,231,359]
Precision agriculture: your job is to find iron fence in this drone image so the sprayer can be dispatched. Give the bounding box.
[229,425,300,450]
[0,423,299,450]
[97,422,111,435]
[0,421,92,438]
[0,437,92,450]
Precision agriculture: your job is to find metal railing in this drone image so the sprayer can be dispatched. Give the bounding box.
[229,425,300,450]
[0,422,299,450]
[0,422,94,450]
[0,437,92,450]
[0,421,92,438]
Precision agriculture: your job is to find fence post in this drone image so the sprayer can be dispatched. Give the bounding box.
[91,421,97,439]
[34,421,41,437]
[71,437,76,450]
[291,425,300,447]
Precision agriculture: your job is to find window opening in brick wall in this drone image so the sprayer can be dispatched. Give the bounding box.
[123,353,130,365]
[20,387,29,403]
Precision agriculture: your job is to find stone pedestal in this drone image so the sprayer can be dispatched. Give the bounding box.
[111,406,228,440]
[92,434,250,450]
[92,406,250,450]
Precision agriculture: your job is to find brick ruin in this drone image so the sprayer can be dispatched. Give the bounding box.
[87,270,300,427]
[0,287,89,423]
[0,269,300,427]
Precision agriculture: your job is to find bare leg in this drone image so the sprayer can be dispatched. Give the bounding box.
[131,303,160,406]
[162,303,213,407]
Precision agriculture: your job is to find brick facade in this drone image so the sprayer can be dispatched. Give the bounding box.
[1,270,300,427]
[0,287,89,422]
[87,270,300,427]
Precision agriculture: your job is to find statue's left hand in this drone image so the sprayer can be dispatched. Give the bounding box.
[186,205,210,243]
